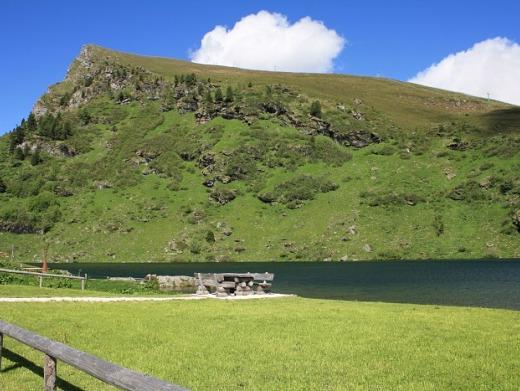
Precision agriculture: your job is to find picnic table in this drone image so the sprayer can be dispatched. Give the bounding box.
[195,272,274,297]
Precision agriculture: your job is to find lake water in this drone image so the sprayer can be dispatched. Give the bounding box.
[49,260,520,310]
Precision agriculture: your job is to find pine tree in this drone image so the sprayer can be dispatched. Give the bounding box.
[61,120,72,139]
[204,90,214,104]
[31,148,42,166]
[185,73,197,86]
[225,86,234,103]
[27,113,37,132]
[310,100,322,118]
[214,88,223,103]
[14,147,25,160]
[9,125,25,152]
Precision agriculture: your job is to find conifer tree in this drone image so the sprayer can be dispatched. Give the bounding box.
[31,148,42,166]
[9,125,25,152]
[225,86,234,103]
[204,90,214,104]
[14,147,25,160]
[214,88,223,103]
[27,113,37,132]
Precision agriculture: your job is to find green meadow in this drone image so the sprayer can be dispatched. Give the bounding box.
[0,296,519,390]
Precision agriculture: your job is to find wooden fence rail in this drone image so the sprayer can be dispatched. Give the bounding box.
[0,268,88,290]
[0,320,187,391]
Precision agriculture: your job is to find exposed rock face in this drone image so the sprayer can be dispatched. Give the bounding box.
[18,140,77,157]
[144,274,196,292]
[209,187,236,205]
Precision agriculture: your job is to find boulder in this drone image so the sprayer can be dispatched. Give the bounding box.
[209,188,236,205]
[144,274,196,292]
[447,139,470,151]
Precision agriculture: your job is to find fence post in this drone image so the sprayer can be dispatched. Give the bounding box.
[44,354,57,391]
[0,332,3,369]
[39,276,43,288]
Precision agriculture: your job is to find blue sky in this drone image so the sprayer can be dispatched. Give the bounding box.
[1,0,519,135]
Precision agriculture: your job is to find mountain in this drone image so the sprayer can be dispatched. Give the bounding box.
[0,44,519,263]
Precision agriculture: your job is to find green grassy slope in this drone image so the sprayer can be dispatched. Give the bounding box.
[0,44,519,262]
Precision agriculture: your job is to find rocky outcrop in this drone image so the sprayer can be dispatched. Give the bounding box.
[144,274,196,292]
[18,140,77,158]
[313,119,381,147]
[209,187,236,205]
[0,221,40,234]
[447,139,470,151]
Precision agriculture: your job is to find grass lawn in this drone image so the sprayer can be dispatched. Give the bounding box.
[0,278,181,297]
[0,284,113,297]
[0,297,519,390]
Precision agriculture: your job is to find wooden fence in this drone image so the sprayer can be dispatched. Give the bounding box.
[0,268,88,291]
[0,320,187,391]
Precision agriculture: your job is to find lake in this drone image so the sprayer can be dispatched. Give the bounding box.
[49,260,520,310]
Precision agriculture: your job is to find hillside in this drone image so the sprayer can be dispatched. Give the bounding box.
[0,44,519,263]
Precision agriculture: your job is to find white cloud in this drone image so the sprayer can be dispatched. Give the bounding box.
[190,11,345,73]
[410,37,520,105]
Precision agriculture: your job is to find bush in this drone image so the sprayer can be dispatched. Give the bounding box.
[433,214,444,236]
[30,149,42,166]
[310,100,322,118]
[214,88,223,103]
[225,86,234,103]
[361,191,425,207]
[447,181,489,202]
[371,145,397,156]
[258,175,338,207]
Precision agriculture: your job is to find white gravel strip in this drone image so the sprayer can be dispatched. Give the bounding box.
[0,293,294,303]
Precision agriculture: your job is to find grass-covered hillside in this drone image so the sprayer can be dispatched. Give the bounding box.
[0,44,519,263]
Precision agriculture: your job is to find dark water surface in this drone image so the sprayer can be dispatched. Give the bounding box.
[49,260,520,310]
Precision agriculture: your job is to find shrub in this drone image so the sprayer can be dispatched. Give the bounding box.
[361,191,425,207]
[371,145,397,156]
[222,147,259,180]
[214,88,223,103]
[447,181,489,202]
[310,100,322,118]
[258,175,338,207]
[205,230,216,243]
[30,149,42,166]
[225,86,234,103]
[433,214,444,236]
